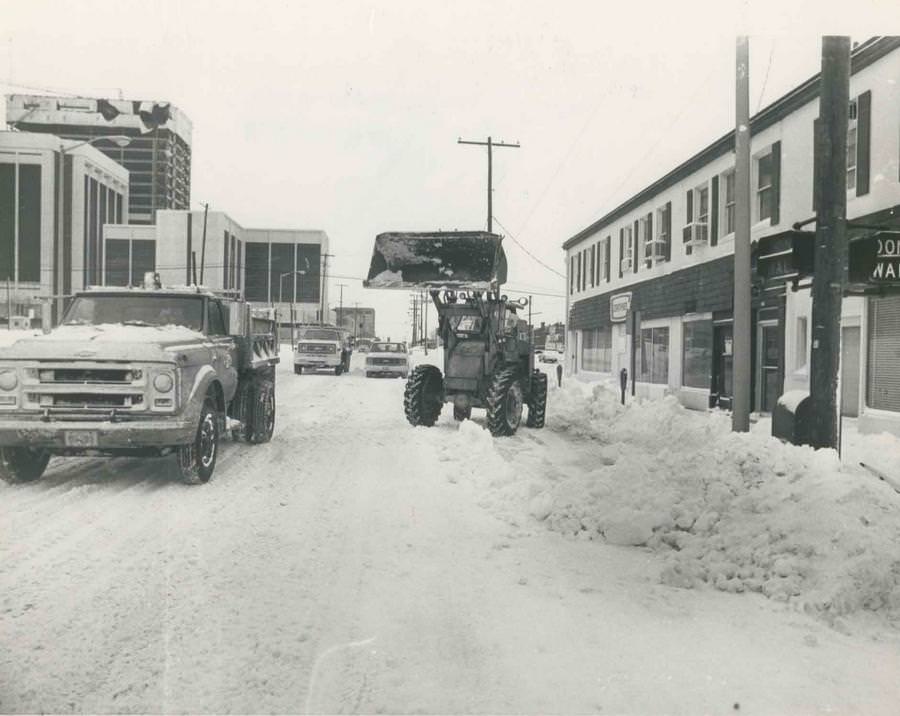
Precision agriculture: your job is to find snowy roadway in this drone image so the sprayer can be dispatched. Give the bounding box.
[2,351,899,714]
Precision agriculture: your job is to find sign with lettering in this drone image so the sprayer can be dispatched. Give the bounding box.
[849,231,900,286]
[609,292,632,322]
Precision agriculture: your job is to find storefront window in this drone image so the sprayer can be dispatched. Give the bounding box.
[682,320,712,389]
[582,328,612,372]
[639,326,669,384]
[866,295,900,412]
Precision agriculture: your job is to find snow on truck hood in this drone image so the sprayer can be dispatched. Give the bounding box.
[0,323,208,362]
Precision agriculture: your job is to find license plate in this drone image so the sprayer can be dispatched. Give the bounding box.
[64,430,99,448]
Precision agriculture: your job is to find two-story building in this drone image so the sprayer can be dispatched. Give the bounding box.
[563,36,900,436]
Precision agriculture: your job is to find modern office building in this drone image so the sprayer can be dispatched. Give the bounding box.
[0,130,129,322]
[6,94,192,225]
[103,214,330,323]
[563,36,900,436]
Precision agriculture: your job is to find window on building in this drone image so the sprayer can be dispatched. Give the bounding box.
[639,213,653,268]
[847,104,858,192]
[576,251,582,292]
[570,256,576,294]
[590,244,596,287]
[639,326,669,384]
[795,316,808,371]
[757,152,774,222]
[651,205,669,264]
[581,328,612,372]
[695,185,709,244]
[866,295,900,412]
[621,225,634,273]
[104,238,156,286]
[723,171,735,235]
[682,319,712,389]
[604,236,611,281]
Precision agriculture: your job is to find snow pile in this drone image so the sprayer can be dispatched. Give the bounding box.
[455,382,900,624]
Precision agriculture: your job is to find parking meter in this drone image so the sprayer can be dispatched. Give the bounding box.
[619,368,628,405]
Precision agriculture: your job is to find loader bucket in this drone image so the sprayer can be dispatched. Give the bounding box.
[364,231,507,290]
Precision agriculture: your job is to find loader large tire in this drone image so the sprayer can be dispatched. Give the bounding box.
[404,365,443,427]
[246,379,275,444]
[0,447,50,484]
[526,370,548,428]
[486,367,524,437]
[177,399,219,485]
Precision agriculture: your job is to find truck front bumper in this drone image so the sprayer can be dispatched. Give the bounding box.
[294,355,341,369]
[365,364,408,377]
[0,415,198,450]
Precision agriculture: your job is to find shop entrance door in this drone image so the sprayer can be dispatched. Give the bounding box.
[757,322,780,413]
[841,325,860,417]
[711,324,733,409]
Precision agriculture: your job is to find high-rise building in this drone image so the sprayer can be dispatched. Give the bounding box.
[6,94,191,225]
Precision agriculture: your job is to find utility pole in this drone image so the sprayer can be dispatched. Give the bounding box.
[353,302,360,340]
[423,291,429,355]
[199,203,209,285]
[320,253,334,323]
[337,283,347,332]
[810,36,851,450]
[458,136,520,232]
[732,36,752,433]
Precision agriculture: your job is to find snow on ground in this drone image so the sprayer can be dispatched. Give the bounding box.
[2,349,899,713]
[422,371,900,630]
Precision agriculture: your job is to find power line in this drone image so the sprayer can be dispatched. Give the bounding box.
[756,40,776,112]
[492,215,565,279]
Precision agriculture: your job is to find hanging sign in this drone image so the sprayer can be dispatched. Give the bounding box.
[609,292,632,322]
[849,231,900,286]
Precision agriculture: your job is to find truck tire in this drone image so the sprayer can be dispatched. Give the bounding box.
[334,365,343,376]
[525,370,548,428]
[453,405,471,421]
[0,447,51,484]
[404,365,443,427]
[247,380,275,444]
[294,365,302,375]
[177,399,219,484]
[486,367,524,437]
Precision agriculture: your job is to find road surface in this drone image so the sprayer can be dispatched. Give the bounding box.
[2,352,898,714]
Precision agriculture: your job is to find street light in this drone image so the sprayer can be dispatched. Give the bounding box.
[279,270,306,346]
[56,135,132,323]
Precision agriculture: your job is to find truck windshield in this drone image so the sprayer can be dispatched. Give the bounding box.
[63,295,205,331]
[299,329,340,341]
[372,343,405,353]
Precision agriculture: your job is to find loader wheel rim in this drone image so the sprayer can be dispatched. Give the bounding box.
[198,413,217,468]
[506,384,523,427]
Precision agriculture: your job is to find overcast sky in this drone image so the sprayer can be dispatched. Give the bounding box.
[2,0,897,340]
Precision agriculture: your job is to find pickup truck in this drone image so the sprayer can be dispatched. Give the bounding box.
[293,325,352,375]
[0,282,278,485]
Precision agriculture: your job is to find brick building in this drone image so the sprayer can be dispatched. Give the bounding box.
[563,37,900,435]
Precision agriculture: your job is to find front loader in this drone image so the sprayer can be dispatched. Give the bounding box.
[364,231,547,436]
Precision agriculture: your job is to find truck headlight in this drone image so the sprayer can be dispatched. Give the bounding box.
[153,373,174,392]
[0,370,18,391]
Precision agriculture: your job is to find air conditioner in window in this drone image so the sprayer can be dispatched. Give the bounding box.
[646,238,667,261]
[684,222,709,247]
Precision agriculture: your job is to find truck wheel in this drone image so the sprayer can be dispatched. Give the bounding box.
[334,364,343,376]
[294,365,302,375]
[0,447,51,484]
[453,405,471,421]
[177,399,219,485]
[525,370,548,428]
[247,380,275,444]
[404,365,443,427]
[486,368,524,437]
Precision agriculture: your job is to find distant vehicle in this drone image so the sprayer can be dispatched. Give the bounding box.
[294,325,351,375]
[356,338,373,353]
[0,278,278,485]
[538,352,559,364]
[365,341,410,378]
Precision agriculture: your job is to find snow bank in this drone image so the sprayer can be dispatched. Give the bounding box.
[448,382,900,626]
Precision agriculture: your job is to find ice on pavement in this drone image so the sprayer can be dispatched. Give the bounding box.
[421,376,900,626]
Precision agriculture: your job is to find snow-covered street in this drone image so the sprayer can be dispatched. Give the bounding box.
[2,350,900,714]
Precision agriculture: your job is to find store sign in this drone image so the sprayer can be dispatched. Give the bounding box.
[849,231,900,285]
[609,292,632,322]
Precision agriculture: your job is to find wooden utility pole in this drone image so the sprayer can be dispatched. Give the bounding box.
[810,36,851,450]
[320,253,334,323]
[733,36,752,432]
[457,136,520,232]
[337,283,347,331]
[198,203,209,285]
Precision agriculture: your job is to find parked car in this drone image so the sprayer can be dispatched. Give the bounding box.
[538,351,559,364]
[365,341,410,378]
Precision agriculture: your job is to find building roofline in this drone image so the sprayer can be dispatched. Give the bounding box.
[562,36,900,250]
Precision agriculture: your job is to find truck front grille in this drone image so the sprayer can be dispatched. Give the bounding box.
[49,393,141,408]
[41,368,133,384]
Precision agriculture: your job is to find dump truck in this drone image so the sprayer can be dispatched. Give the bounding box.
[364,231,547,436]
[0,277,278,485]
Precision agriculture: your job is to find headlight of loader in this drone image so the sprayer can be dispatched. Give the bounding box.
[0,369,18,391]
[153,373,174,392]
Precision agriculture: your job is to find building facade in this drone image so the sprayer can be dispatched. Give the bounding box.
[333,306,376,339]
[0,131,129,321]
[6,94,192,225]
[563,37,900,435]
